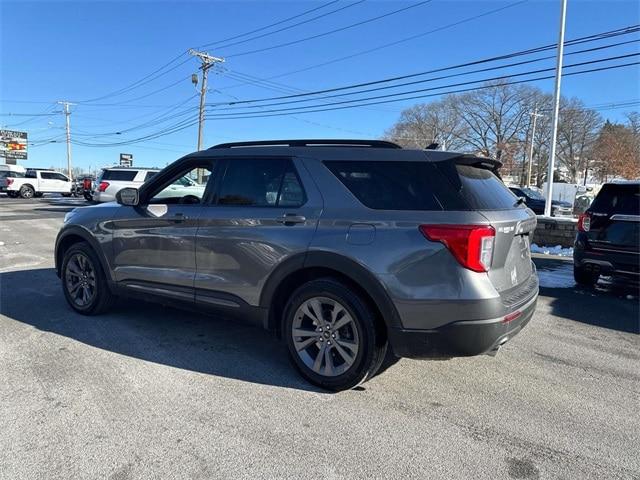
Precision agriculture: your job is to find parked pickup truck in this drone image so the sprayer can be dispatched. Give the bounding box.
[0,169,73,198]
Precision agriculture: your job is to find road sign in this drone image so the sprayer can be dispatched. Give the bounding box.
[0,130,28,161]
[119,153,133,167]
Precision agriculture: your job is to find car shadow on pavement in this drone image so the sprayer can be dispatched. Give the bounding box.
[0,267,329,393]
[534,257,640,334]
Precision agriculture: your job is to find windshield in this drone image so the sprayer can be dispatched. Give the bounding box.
[522,188,545,200]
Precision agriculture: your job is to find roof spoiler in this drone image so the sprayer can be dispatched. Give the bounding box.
[454,155,503,177]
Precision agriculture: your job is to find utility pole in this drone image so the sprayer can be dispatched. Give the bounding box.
[527,110,545,187]
[544,0,568,217]
[189,49,224,151]
[58,101,75,180]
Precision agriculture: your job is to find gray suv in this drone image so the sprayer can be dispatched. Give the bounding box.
[55,139,538,391]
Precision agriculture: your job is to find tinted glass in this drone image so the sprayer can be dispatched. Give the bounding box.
[218,158,305,207]
[455,165,518,210]
[40,172,55,179]
[144,171,158,182]
[590,184,640,215]
[0,171,24,178]
[53,173,68,181]
[101,170,137,181]
[325,161,467,211]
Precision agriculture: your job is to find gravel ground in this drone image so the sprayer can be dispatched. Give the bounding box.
[1,196,638,480]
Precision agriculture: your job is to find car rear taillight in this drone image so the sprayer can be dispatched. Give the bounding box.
[6,178,13,186]
[98,181,109,192]
[578,213,590,232]
[419,225,495,272]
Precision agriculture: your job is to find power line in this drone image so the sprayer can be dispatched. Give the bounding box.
[213,26,639,107]
[210,38,639,111]
[225,0,433,58]
[205,1,366,51]
[77,52,191,103]
[198,0,341,48]
[202,60,640,120]
[71,60,638,147]
[69,28,638,145]
[259,0,532,81]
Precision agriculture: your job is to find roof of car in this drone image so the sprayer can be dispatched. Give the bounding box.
[185,139,501,168]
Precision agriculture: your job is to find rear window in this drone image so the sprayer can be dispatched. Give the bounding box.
[100,170,137,181]
[0,171,24,178]
[324,161,515,211]
[590,184,640,215]
[454,165,518,210]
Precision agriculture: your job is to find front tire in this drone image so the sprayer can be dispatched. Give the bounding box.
[19,185,35,199]
[61,242,114,315]
[574,264,599,286]
[283,278,387,391]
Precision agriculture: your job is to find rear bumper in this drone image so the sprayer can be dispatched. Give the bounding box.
[388,289,537,358]
[574,236,640,278]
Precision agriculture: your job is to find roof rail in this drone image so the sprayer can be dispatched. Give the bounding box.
[209,139,402,149]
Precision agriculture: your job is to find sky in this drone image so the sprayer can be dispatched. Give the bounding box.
[1,0,639,172]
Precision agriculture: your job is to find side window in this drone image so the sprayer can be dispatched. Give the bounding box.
[217,158,305,207]
[40,172,55,180]
[54,173,68,181]
[148,164,212,205]
[144,171,158,182]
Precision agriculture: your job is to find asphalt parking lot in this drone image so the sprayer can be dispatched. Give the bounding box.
[1,195,638,480]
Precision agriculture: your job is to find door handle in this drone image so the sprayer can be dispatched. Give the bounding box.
[170,213,187,223]
[276,214,306,225]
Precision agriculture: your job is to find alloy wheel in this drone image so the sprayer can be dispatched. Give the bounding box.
[291,296,360,377]
[65,253,97,307]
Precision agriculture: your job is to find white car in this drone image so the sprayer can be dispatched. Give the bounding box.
[0,169,72,198]
[93,167,159,203]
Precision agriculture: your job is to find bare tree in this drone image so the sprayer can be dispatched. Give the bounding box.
[384,97,468,150]
[451,81,538,165]
[556,97,602,183]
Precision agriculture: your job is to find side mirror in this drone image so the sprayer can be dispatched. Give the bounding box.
[116,187,139,206]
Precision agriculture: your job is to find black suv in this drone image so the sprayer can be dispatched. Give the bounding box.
[574,182,640,285]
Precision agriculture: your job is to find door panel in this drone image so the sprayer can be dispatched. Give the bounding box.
[111,204,204,289]
[195,157,323,306]
[110,160,216,295]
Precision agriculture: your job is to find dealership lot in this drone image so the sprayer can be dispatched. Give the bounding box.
[1,197,638,479]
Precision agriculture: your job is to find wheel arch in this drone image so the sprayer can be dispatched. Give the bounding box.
[261,251,401,338]
[55,226,113,283]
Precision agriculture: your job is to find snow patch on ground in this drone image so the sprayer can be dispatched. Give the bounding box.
[531,243,574,257]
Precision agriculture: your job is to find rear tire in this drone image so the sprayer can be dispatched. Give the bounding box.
[19,185,35,199]
[574,265,599,286]
[283,278,387,391]
[61,242,114,315]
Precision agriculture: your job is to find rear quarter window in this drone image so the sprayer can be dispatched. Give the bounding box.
[325,161,468,210]
[100,170,137,181]
[324,160,515,211]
